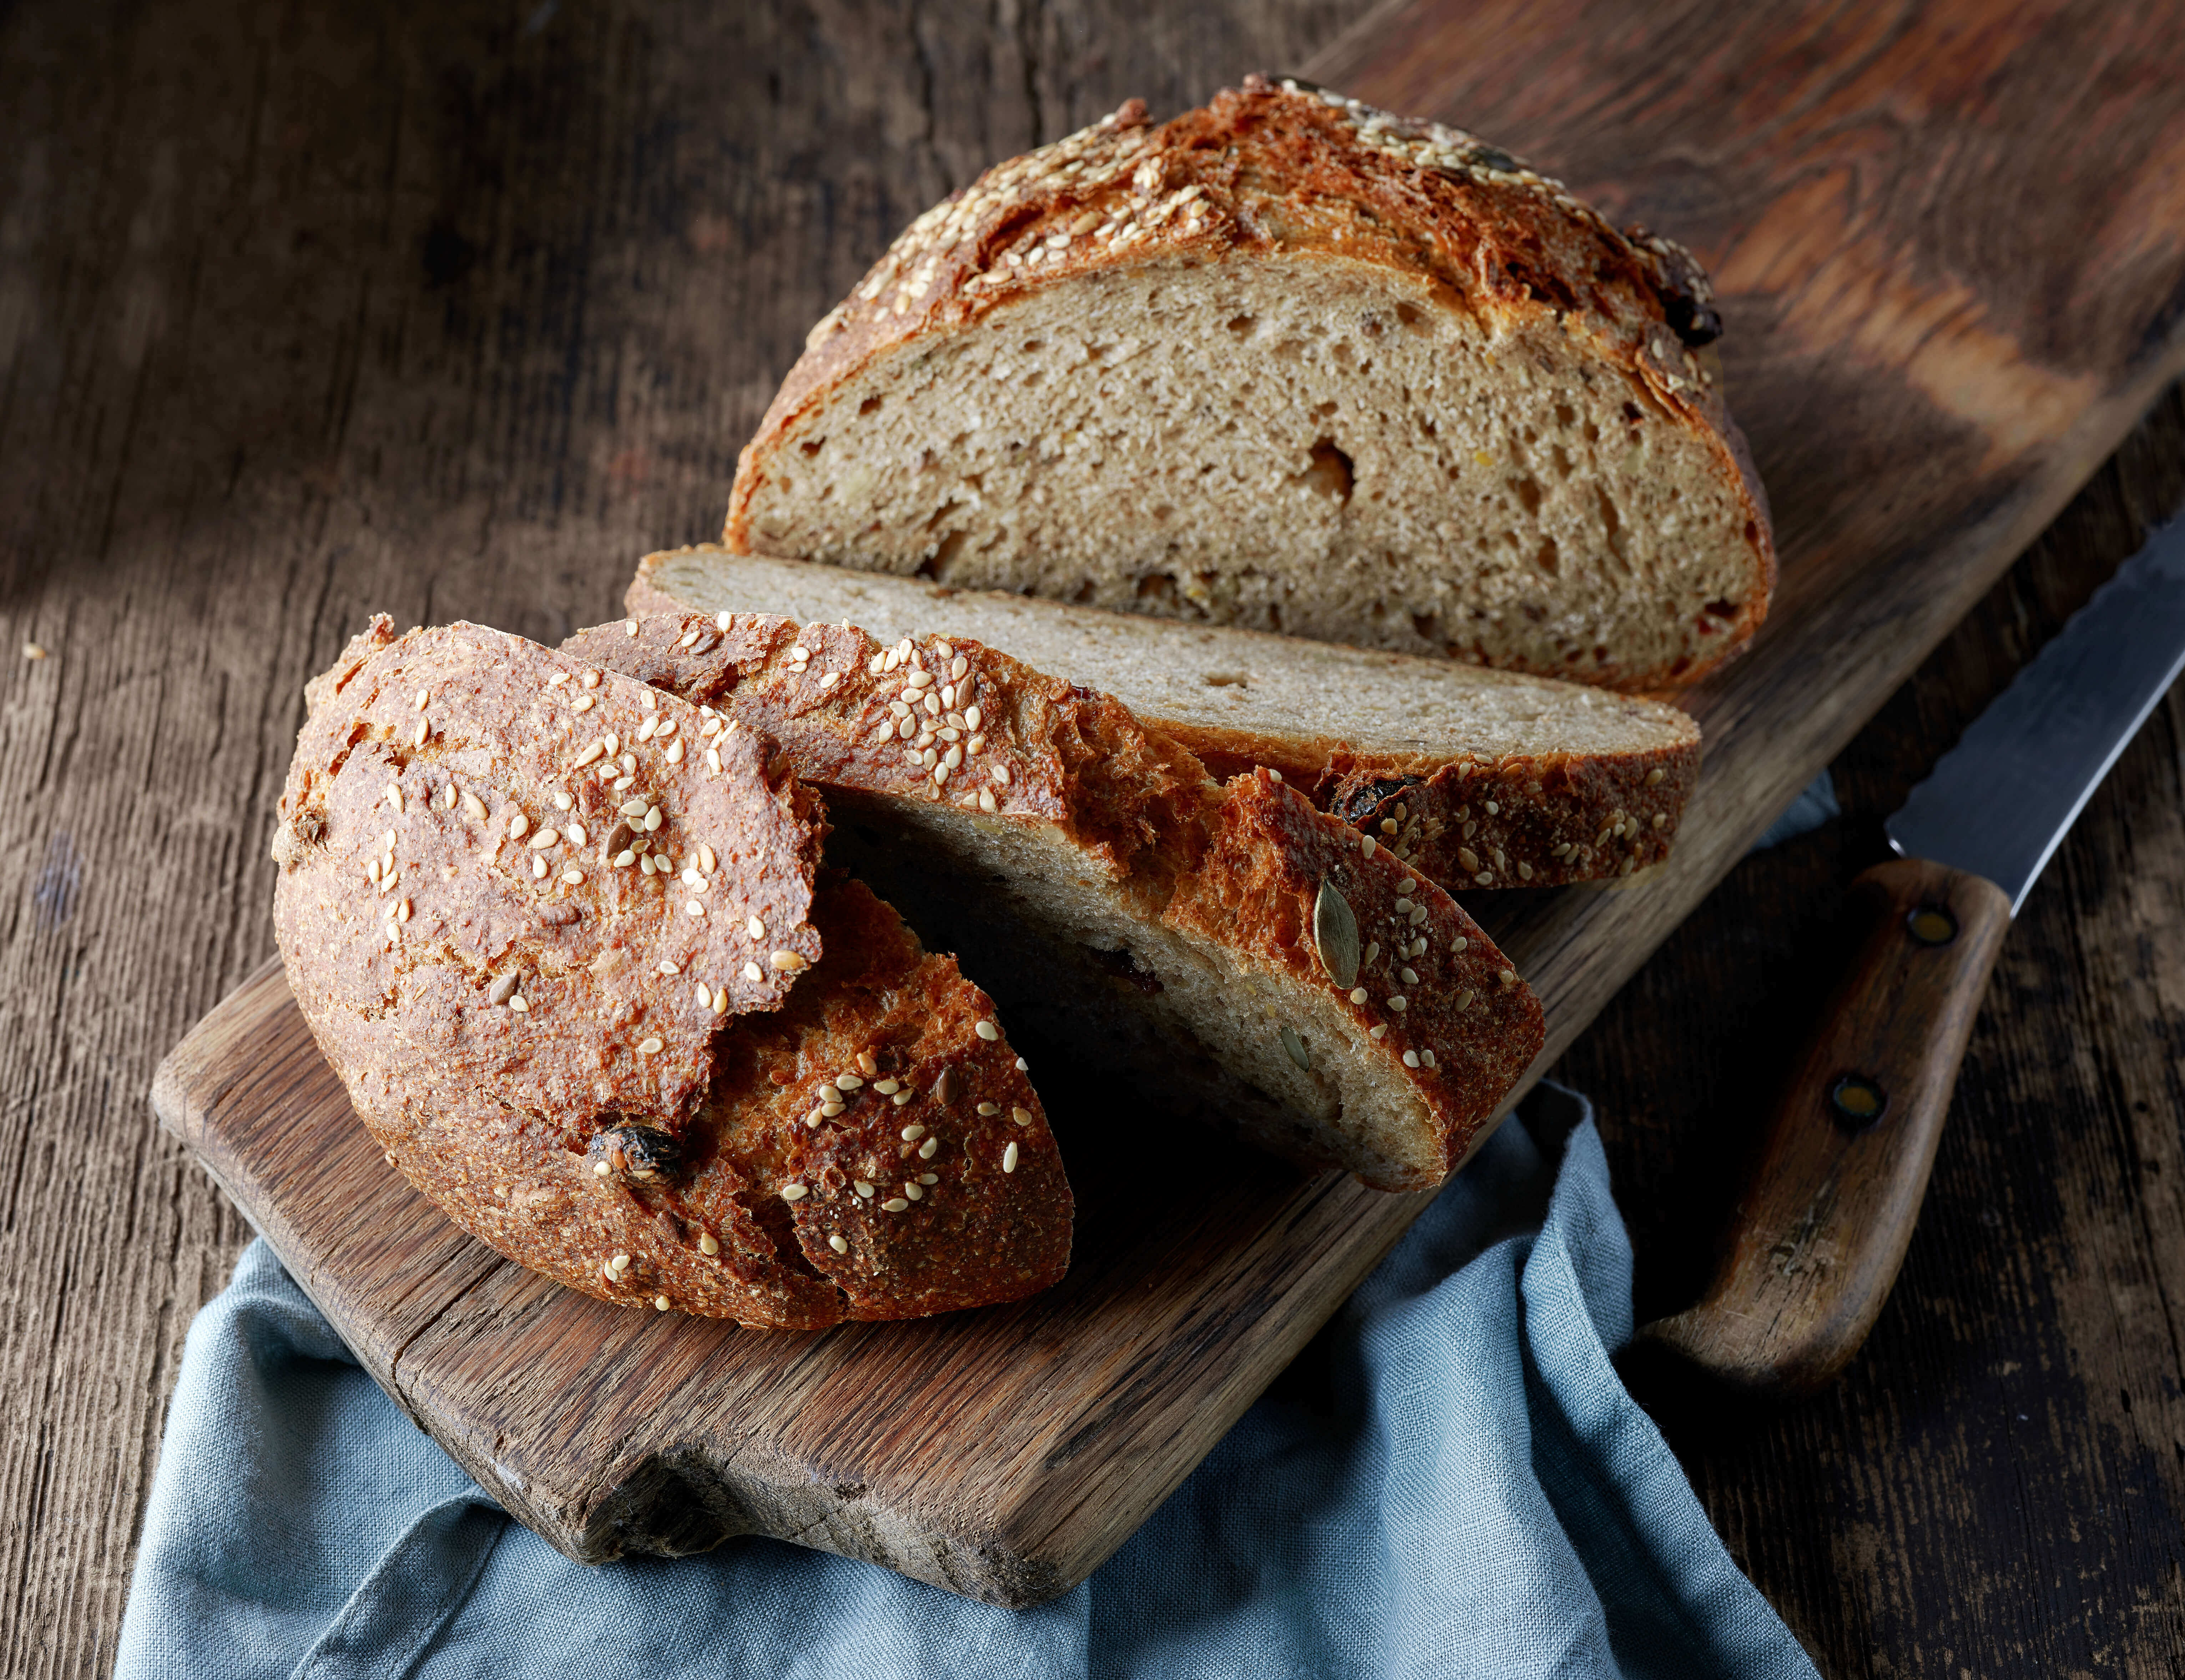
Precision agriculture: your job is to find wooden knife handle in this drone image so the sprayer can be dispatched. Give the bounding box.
[1640,857,2011,1397]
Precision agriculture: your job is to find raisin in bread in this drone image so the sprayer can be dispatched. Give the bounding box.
[724,75,1772,694]
[564,610,1547,1191]
[632,545,1699,889]
[271,617,1070,1327]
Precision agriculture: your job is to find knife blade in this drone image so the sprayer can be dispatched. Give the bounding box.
[1643,515,2185,1396]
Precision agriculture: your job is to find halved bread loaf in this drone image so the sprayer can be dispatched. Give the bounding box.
[632,545,1700,889]
[725,74,1773,694]
[272,617,1070,1327]
[564,609,1548,1191]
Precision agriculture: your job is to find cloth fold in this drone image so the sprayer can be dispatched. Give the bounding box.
[118,1086,1819,1679]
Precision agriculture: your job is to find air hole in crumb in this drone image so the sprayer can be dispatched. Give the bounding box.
[1534,538,1560,577]
[1226,314,1256,335]
[1704,598,1740,618]
[1395,301,1424,328]
[1311,400,1337,420]
[1621,400,1642,424]
[1272,338,1305,362]
[1201,670,1249,687]
[919,529,969,580]
[1745,520,1760,545]
[1136,573,1180,606]
[1411,612,1439,642]
[1512,476,1543,516]
[1296,439,1354,504]
[1020,339,1044,354]
[798,438,824,458]
[1150,504,1176,523]
[1554,403,1576,428]
[858,396,883,417]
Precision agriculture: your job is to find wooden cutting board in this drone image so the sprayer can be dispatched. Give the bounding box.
[151,0,2185,1608]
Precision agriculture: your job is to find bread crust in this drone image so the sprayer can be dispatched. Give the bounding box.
[570,609,1546,1188]
[628,552,1700,890]
[725,74,1774,692]
[272,618,1069,1325]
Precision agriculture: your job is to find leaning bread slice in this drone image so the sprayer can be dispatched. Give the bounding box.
[634,545,1699,889]
[271,617,1069,1326]
[565,611,1547,1190]
[725,74,1773,694]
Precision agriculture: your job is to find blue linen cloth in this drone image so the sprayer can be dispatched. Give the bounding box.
[117,1085,1821,1680]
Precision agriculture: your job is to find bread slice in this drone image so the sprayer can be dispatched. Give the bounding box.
[724,74,1773,695]
[272,617,1070,1327]
[633,545,1700,890]
[563,609,1548,1191]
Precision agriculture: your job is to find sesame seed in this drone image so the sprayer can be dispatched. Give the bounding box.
[965,705,983,730]
[528,827,559,850]
[637,1037,663,1054]
[1518,862,1535,880]
[781,1184,808,1201]
[1394,897,1413,915]
[658,960,681,975]
[563,868,584,885]
[594,1159,611,1176]
[508,813,530,841]
[1369,1023,1388,1040]
[572,694,595,714]
[856,1051,879,1077]
[654,1296,670,1312]
[613,850,635,867]
[1645,767,1667,787]
[532,856,547,879]
[975,1020,999,1041]
[854,1180,874,1198]
[665,740,685,765]
[22,643,46,660]
[903,1183,924,1201]
[835,1074,864,1092]
[1422,1049,1437,1068]
[1002,1142,1020,1173]
[413,718,429,747]
[693,981,712,1008]
[1455,988,1476,1011]
[1362,835,1378,858]
[770,950,806,972]
[698,1232,720,1255]
[893,1091,912,1106]
[746,915,765,940]
[827,1233,849,1255]
[883,1196,910,1212]
[463,791,489,821]
[743,961,762,982]
[1500,968,1518,986]
[644,808,662,833]
[685,900,703,917]
[610,1252,631,1272]
[1452,936,1469,953]
[1403,1049,1420,1068]
[874,1078,900,1094]
[977,1102,999,1116]
[625,621,639,637]
[1388,996,1408,1011]
[919,1136,939,1158]
[1485,801,1499,815]
[1401,967,1419,985]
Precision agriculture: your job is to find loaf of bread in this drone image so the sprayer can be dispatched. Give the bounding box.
[271,616,1071,1327]
[632,545,1700,889]
[564,609,1547,1191]
[724,74,1772,694]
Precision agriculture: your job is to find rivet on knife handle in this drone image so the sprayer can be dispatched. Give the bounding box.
[1640,857,2009,1397]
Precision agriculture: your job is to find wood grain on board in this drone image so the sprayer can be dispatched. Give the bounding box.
[11,0,2185,1668]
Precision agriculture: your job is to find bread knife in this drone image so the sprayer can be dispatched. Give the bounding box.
[1642,512,2185,1396]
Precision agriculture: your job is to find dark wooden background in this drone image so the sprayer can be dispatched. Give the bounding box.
[3,1,2180,1673]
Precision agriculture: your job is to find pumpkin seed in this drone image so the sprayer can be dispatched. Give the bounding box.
[1280,1025,1311,1072]
[1312,877,1361,989]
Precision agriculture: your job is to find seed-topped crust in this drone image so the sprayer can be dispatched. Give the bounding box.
[272,617,1069,1325]
[628,546,1700,889]
[725,73,1774,693]
[571,610,1546,1189]
[1169,771,1545,1186]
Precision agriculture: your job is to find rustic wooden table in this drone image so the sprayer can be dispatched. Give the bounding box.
[4,1,2181,1673]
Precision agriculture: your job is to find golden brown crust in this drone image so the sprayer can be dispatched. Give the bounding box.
[577,609,1545,1190]
[628,557,1701,892]
[272,618,1069,1325]
[1170,771,1546,1189]
[561,607,1221,899]
[725,74,1775,692]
